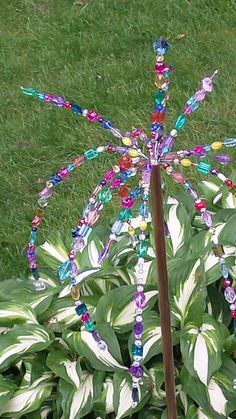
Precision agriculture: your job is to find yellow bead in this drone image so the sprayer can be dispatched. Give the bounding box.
[128,149,139,157]
[156,55,164,62]
[140,221,147,231]
[211,141,222,150]
[128,225,135,235]
[71,285,80,301]
[154,75,167,89]
[122,137,132,146]
[180,158,192,167]
[113,165,120,173]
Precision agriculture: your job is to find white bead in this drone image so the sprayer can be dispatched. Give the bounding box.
[217,173,226,181]
[97,146,105,152]
[136,315,142,322]
[82,109,88,116]
[230,304,236,310]
[212,234,219,245]
[138,257,144,264]
[109,234,116,240]
[137,285,143,292]
[139,234,145,240]
[136,308,143,315]
[135,340,142,346]
[170,129,178,137]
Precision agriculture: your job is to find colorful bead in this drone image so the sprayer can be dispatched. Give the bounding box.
[118,155,132,170]
[75,303,87,316]
[57,260,73,282]
[98,189,112,203]
[197,161,211,175]
[118,186,129,197]
[85,320,96,332]
[128,225,135,235]
[212,244,225,257]
[194,200,206,210]
[132,344,143,357]
[122,137,132,146]
[136,240,149,257]
[140,221,147,231]
[122,197,135,209]
[71,285,80,300]
[214,154,231,164]
[223,138,236,147]
[175,115,186,130]
[180,159,192,167]
[118,208,132,221]
[128,149,139,157]
[84,149,99,160]
[211,141,222,150]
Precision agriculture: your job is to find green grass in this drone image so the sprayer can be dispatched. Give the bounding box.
[0,0,236,279]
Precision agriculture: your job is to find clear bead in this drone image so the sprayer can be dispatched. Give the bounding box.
[98,340,107,351]
[34,279,46,291]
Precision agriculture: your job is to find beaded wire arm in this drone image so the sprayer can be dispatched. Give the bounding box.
[22,37,236,408]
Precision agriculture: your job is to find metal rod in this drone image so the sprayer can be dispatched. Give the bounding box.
[151,164,177,419]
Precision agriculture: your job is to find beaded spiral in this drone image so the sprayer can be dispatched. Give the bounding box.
[22,37,236,407]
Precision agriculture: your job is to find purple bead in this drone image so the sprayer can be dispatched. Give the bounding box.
[214,154,231,165]
[132,387,139,403]
[134,321,143,335]
[202,77,213,92]
[134,291,146,308]
[71,262,78,277]
[92,331,101,342]
[129,365,144,378]
[164,221,170,237]
[51,96,65,107]
[98,239,112,264]
[224,287,236,304]
[192,145,205,156]
[194,89,206,101]
[72,237,85,253]
[210,168,219,175]
[201,210,212,227]
[100,180,106,186]
[27,248,36,261]
[39,187,53,199]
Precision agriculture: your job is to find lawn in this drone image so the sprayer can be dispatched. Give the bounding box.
[0,0,236,279]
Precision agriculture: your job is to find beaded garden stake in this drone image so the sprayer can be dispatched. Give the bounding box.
[22,38,236,418]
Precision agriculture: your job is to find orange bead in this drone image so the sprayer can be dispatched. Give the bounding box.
[118,155,132,170]
[118,186,129,197]
[150,111,166,124]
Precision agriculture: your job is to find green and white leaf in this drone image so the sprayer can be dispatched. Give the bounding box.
[96,285,158,333]
[169,258,206,327]
[180,315,226,385]
[0,302,37,326]
[0,376,17,415]
[0,324,53,371]
[165,202,191,257]
[63,325,125,371]
[46,349,81,387]
[1,372,53,418]
[148,363,166,407]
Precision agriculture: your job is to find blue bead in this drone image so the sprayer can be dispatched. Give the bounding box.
[191,101,200,112]
[71,278,76,285]
[50,173,62,184]
[204,145,211,151]
[132,344,143,357]
[29,231,37,244]
[163,146,169,153]
[119,172,128,182]
[72,228,80,238]
[78,224,92,238]
[153,38,170,55]
[36,93,45,100]
[186,96,196,106]
[140,203,149,218]
[151,123,161,131]
[67,163,75,172]
[57,260,73,282]
[71,104,82,115]
[223,138,236,147]
[111,220,123,235]
[75,303,87,316]
[103,121,112,129]
[132,387,139,403]
[154,104,164,111]
[220,264,228,278]
[130,187,142,198]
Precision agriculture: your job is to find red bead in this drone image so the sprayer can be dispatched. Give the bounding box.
[107,144,113,152]
[194,200,206,210]
[68,253,75,260]
[118,186,129,197]
[64,102,72,109]
[118,155,132,170]
[150,111,166,124]
[224,279,232,287]
[231,310,236,319]
[225,179,234,189]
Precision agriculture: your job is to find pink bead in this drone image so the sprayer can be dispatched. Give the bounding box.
[32,216,42,227]
[183,106,192,115]
[105,170,115,180]
[81,312,90,322]
[194,90,205,101]
[142,170,151,185]
[85,209,100,226]
[193,145,205,156]
[122,197,135,208]
[73,155,85,166]
[44,95,52,102]
[172,172,186,183]
[87,111,98,122]
[59,167,69,178]
[110,179,121,188]
[202,77,213,92]
[131,129,142,137]
[39,187,53,199]
[224,279,232,287]
[30,262,37,269]
[155,63,165,74]
[163,153,179,162]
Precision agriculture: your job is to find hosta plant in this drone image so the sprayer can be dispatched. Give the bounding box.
[0,178,235,419]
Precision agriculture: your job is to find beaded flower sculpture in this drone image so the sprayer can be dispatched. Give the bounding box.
[22,38,236,407]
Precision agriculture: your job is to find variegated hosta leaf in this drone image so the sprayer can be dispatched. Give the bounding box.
[1,372,54,418]
[108,235,134,263]
[207,285,231,326]
[169,258,207,327]
[39,295,98,332]
[46,349,81,387]
[181,356,236,419]
[59,371,104,419]
[113,371,151,419]
[148,363,166,407]
[0,302,37,326]
[93,376,115,419]
[127,260,154,285]
[95,284,158,333]
[180,315,228,385]
[0,376,16,415]
[0,324,54,371]
[63,323,125,372]
[164,202,191,258]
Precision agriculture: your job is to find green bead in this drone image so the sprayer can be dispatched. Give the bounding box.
[197,161,211,175]
[155,91,165,104]
[85,320,95,332]
[21,87,36,97]
[98,188,112,203]
[164,71,170,78]
[84,149,99,160]
[136,240,149,257]
[118,208,132,221]
[35,92,45,100]
[175,115,186,130]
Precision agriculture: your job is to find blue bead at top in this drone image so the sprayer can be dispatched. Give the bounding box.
[75,303,87,316]
[57,260,73,282]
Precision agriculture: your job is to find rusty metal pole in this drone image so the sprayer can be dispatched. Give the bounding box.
[151,163,177,419]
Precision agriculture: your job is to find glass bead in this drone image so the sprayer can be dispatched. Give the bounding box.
[197,161,211,175]
[175,115,186,130]
[212,244,225,257]
[70,285,80,300]
[122,137,132,146]
[194,200,206,210]
[39,187,53,199]
[223,138,236,147]
[220,264,228,278]
[85,320,96,332]
[34,279,46,291]
[118,208,132,221]
[150,110,166,124]
[38,198,48,208]
[140,221,147,231]
[211,141,222,150]
[57,260,73,282]
[118,155,132,170]
[87,110,98,122]
[132,344,143,357]
[122,197,135,209]
[128,149,139,157]
[32,267,40,280]
[21,86,36,96]
[132,387,139,404]
[98,188,112,203]
[201,210,212,227]
[180,158,192,167]
[136,240,149,257]
[71,103,82,114]
[92,330,101,342]
[84,149,99,160]
[98,340,107,350]
[214,154,231,165]
[194,89,205,101]
[134,291,146,308]
[81,312,90,322]
[128,226,135,235]
[139,203,149,218]
[153,37,170,54]
[129,365,144,378]
[32,216,42,227]
[111,220,123,235]
[224,287,236,304]
[172,172,185,183]
[75,303,87,316]
[29,231,37,244]
[50,173,62,184]
[225,179,234,189]
[51,96,64,106]
[118,186,129,197]
[103,121,112,129]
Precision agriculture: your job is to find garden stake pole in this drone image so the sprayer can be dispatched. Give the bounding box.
[151,163,177,419]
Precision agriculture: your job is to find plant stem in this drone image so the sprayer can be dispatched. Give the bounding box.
[151,164,177,419]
